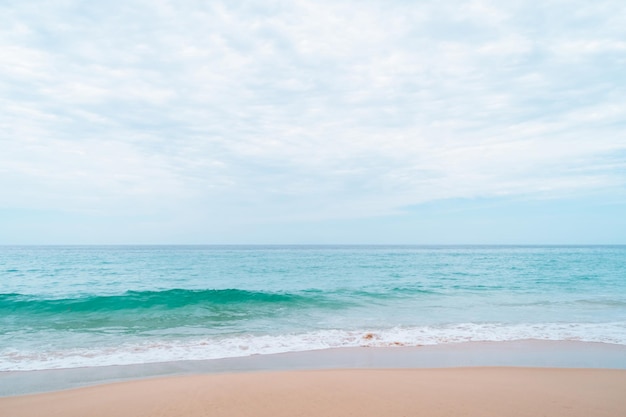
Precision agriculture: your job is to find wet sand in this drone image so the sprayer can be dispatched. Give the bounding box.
[3,340,625,397]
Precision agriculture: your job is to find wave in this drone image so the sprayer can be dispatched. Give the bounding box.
[0,285,443,315]
[0,289,322,314]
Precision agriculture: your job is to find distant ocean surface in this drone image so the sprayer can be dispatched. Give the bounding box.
[1,245,625,371]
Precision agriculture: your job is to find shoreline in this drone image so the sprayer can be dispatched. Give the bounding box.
[2,367,625,417]
[2,339,625,397]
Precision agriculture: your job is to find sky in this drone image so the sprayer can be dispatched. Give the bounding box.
[1,0,625,244]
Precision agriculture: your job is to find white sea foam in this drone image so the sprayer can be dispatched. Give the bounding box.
[2,322,625,371]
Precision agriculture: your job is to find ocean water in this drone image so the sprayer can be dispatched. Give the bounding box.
[1,245,625,371]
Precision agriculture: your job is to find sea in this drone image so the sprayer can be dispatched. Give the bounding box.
[1,245,625,372]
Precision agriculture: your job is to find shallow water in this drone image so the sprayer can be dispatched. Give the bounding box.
[1,245,625,370]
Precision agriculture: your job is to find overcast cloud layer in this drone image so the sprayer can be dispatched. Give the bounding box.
[1,0,625,243]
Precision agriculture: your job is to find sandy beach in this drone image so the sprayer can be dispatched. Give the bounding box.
[2,367,625,417]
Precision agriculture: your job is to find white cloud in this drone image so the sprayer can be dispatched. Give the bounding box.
[0,0,625,239]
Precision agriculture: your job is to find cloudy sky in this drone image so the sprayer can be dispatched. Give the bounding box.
[1,0,625,244]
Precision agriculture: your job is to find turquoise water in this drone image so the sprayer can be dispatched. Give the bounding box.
[1,245,625,370]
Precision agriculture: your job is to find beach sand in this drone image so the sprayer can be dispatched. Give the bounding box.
[2,367,625,417]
